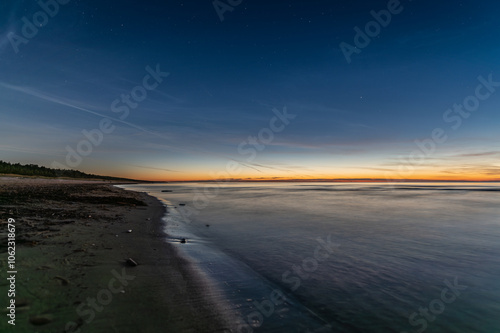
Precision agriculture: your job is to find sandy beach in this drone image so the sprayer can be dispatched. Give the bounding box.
[0,177,232,333]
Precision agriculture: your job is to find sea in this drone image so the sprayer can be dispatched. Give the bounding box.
[118,182,500,333]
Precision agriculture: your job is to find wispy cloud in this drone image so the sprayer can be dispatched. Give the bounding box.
[126,164,180,173]
[0,145,63,157]
[451,151,500,158]
[0,82,199,155]
[0,82,151,130]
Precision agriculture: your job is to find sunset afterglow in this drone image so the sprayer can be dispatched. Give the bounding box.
[1,1,499,182]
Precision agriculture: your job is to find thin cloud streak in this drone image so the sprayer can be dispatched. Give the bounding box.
[0,82,219,158]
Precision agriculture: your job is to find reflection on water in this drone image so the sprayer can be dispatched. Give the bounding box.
[121,183,500,332]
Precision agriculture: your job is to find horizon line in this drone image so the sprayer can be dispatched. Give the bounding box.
[145,178,500,183]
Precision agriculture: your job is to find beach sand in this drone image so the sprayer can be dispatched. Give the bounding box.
[0,177,233,333]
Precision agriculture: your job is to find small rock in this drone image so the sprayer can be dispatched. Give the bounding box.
[126,258,138,267]
[206,224,210,227]
[30,315,53,325]
[127,229,132,233]
[36,265,53,270]
[54,276,69,286]
[180,238,186,244]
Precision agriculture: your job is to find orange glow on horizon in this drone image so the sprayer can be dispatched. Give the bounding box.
[105,169,500,183]
[86,160,499,183]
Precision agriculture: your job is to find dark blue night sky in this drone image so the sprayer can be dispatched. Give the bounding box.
[1,0,499,180]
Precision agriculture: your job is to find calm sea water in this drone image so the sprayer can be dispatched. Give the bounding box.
[120,183,500,333]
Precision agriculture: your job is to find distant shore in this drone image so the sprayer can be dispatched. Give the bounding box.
[0,177,233,332]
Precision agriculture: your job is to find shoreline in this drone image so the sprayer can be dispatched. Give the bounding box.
[132,184,335,333]
[0,178,234,332]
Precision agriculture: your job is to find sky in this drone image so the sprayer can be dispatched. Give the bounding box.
[1,0,499,181]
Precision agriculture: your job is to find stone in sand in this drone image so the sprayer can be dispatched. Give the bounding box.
[54,276,69,286]
[126,258,138,266]
[30,315,53,325]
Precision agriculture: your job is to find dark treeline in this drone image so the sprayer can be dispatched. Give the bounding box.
[0,160,135,181]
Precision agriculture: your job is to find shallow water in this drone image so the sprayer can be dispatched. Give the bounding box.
[120,183,500,332]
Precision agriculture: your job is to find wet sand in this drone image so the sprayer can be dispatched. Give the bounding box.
[0,177,233,332]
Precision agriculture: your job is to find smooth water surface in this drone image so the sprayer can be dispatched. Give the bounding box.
[120,183,500,333]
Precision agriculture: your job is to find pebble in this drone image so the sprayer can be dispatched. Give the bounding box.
[30,315,53,325]
[54,276,69,286]
[126,258,138,267]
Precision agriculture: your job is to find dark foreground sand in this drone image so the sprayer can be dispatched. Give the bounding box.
[0,178,233,333]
